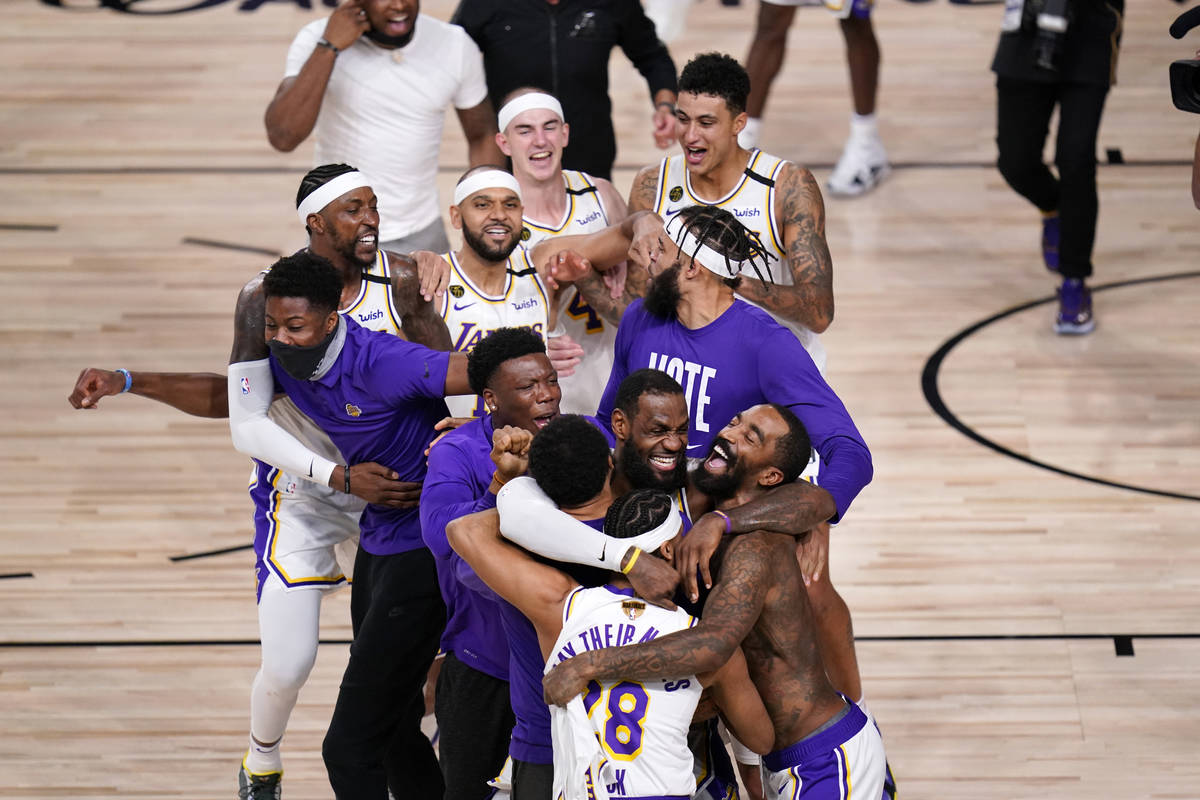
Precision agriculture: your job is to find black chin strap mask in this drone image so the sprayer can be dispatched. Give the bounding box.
[268,317,340,381]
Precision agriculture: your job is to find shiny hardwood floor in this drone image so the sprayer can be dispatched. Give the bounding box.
[2,0,1198,797]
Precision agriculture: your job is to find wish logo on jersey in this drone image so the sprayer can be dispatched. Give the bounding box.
[575,210,602,227]
[356,308,384,325]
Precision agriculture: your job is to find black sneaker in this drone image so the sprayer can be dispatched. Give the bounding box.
[238,764,282,800]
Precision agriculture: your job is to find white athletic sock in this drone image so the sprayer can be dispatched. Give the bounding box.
[849,112,879,143]
[738,117,762,150]
[244,735,283,775]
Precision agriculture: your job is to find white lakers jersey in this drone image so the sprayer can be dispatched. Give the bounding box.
[547,585,702,800]
[439,247,550,417]
[522,170,618,416]
[653,151,827,374]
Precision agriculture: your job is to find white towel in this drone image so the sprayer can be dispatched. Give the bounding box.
[552,696,611,800]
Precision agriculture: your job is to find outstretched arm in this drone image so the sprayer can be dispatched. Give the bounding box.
[734,163,835,334]
[69,368,227,417]
[447,508,576,654]
[543,535,769,705]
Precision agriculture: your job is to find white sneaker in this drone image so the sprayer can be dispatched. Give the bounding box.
[826,134,890,197]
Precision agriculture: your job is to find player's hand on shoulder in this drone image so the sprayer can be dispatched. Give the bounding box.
[346,462,422,508]
[408,250,450,303]
[425,416,473,456]
[626,548,678,611]
[794,521,829,586]
[674,512,725,603]
[69,368,126,410]
[490,425,532,481]
[324,0,371,51]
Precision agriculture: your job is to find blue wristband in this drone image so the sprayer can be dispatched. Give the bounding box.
[116,368,132,393]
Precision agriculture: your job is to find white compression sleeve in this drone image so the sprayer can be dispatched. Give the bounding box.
[496,477,628,571]
[227,359,338,487]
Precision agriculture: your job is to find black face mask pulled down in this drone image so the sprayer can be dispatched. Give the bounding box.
[268,322,338,381]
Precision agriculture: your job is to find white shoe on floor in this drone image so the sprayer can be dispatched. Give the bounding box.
[826,134,891,197]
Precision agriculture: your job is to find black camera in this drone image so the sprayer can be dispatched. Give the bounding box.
[1170,6,1200,113]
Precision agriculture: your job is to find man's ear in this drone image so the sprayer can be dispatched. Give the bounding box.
[307,211,327,236]
[611,407,630,441]
[481,387,497,413]
[732,110,748,137]
[560,121,570,149]
[448,205,464,231]
[496,131,512,158]
[325,310,339,335]
[756,465,785,490]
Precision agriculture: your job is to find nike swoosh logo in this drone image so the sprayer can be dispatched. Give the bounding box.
[453,302,476,311]
[307,459,314,478]
[687,444,705,451]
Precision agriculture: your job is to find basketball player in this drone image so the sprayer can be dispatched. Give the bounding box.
[67,164,451,799]
[261,251,474,799]
[569,52,835,374]
[446,416,774,800]
[741,0,889,197]
[496,88,629,414]
[427,166,655,417]
[543,404,888,800]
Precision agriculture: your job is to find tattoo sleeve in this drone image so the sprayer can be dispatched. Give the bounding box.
[578,536,771,682]
[627,165,660,213]
[735,164,835,333]
[726,482,837,535]
[390,256,453,351]
[571,259,649,325]
[229,276,270,364]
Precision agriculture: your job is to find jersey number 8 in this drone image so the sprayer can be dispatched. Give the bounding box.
[584,680,650,761]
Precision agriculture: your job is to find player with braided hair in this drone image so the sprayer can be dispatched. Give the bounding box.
[446,416,773,800]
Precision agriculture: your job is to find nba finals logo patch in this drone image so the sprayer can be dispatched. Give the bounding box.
[345,403,362,417]
[449,285,465,298]
[240,376,251,395]
[621,600,645,621]
[669,186,683,202]
[521,227,531,242]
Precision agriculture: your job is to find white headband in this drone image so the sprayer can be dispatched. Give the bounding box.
[498,92,565,133]
[619,498,685,555]
[296,171,371,224]
[453,170,523,206]
[664,213,746,278]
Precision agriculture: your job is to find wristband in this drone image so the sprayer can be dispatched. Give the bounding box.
[343,465,351,494]
[712,509,733,534]
[316,38,340,55]
[115,368,132,394]
[620,547,642,575]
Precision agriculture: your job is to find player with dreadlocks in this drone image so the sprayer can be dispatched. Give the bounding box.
[594,203,871,533]
[446,415,773,800]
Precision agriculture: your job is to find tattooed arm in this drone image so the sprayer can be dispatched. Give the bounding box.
[735,162,835,333]
[542,534,771,705]
[387,253,453,351]
[627,163,661,213]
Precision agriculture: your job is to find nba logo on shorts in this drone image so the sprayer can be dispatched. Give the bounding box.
[284,480,297,494]
[240,376,251,395]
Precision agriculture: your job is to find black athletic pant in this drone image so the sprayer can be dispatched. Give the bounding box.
[511,758,554,800]
[435,651,515,800]
[322,545,446,800]
[996,75,1110,280]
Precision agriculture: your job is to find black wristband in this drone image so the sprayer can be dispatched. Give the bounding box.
[343,465,351,494]
[317,38,340,55]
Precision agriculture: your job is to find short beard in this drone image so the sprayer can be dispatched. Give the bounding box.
[329,227,375,270]
[643,263,681,318]
[463,224,519,263]
[618,441,687,493]
[365,25,416,49]
[690,451,744,503]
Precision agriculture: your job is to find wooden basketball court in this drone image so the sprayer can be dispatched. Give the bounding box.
[2,0,1198,797]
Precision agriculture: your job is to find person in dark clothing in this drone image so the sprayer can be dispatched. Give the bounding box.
[992,0,1123,335]
[452,0,678,180]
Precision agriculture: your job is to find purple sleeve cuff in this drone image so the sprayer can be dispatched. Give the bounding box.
[815,436,873,524]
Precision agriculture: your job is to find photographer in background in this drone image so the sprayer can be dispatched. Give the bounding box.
[992,0,1124,335]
